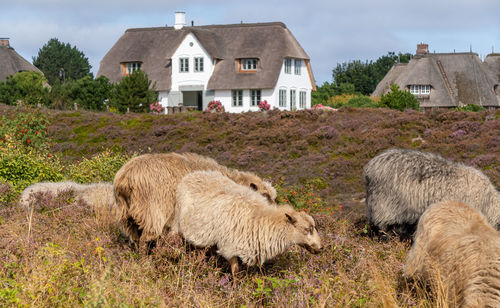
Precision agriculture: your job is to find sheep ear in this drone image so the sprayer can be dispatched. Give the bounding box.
[250,183,258,191]
[285,213,297,225]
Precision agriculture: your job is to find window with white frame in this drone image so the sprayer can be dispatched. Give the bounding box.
[179,58,189,72]
[279,89,287,107]
[126,62,142,74]
[294,59,302,75]
[232,90,243,107]
[284,58,292,74]
[299,91,306,108]
[241,58,258,71]
[409,85,431,95]
[194,57,204,72]
[290,89,296,110]
[251,89,261,106]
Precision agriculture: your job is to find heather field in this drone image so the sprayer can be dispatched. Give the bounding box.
[1,104,500,307]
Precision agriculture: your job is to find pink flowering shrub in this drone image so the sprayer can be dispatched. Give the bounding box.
[206,100,225,113]
[150,101,165,114]
[258,100,271,111]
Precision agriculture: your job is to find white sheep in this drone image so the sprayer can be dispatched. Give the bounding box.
[173,170,322,278]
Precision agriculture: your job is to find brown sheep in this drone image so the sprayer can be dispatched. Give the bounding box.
[404,201,500,307]
[113,152,277,252]
[173,170,322,278]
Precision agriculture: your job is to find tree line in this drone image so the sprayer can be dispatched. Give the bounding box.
[0,38,157,113]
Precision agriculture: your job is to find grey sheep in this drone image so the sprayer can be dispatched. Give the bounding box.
[405,201,500,307]
[173,170,322,278]
[364,148,500,237]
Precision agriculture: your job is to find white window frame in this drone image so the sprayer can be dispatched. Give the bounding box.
[194,57,204,72]
[251,89,261,106]
[290,89,296,110]
[294,59,302,75]
[299,91,306,109]
[279,89,287,107]
[232,90,243,107]
[284,58,292,74]
[241,58,258,71]
[126,62,141,74]
[180,58,189,73]
[410,84,431,95]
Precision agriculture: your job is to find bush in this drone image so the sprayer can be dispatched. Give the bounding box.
[66,150,131,183]
[0,148,64,194]
[0,109,51,152]
[110,70,157,113]
[0,71,49,106]
[206,100,225,113]
[150,101,165,114]
[379,84,419,111]
[344,96,379,108]
[456,104,486,112]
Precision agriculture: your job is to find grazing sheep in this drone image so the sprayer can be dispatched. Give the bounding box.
[404,201,500,307]
[113,152,277,252]
[363,148,500,237]
[173,170,322,278]
[19,181,116,217]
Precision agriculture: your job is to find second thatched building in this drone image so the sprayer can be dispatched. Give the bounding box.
[372,43,500,110]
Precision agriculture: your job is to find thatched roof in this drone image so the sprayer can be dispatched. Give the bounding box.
[97,22,312,91]
[0,44,42,81]
[372,52,500,108]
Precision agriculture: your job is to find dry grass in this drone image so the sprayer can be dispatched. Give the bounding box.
[0,189,452,307]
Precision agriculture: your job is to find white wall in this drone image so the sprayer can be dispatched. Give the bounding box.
[215,89,274,113]
[159,32,215,108]
[271,58,313,111]
[212,59,313,113]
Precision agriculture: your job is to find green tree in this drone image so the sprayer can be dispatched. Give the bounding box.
[379,84,419,111]
[33,38,92,85]
[344,96,379,108]
[110,70,157,113]
[0,71,49,106]
[332,52,412,95]
[67,76,112,111]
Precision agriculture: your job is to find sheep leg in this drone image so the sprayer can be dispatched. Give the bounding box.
[229,256,240,279]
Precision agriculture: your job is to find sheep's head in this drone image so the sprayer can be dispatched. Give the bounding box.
[235,171,277,204]
[285,211,322,253]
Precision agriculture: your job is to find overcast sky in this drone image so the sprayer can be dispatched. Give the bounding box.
[2,0,500,84]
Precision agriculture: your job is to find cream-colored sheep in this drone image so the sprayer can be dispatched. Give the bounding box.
[174,170,322,277]
[404,201,500,307]
[113,152,277,252]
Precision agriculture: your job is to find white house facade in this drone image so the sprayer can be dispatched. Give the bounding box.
[98,12,316,113]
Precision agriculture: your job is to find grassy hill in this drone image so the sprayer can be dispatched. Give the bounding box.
[1,105,499,306]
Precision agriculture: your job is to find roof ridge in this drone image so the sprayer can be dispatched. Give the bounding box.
[125,22,286,33]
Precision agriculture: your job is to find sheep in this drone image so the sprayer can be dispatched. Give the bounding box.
[19,181,117,217]
[113,152,277,252]
[173,170,322,278]
[363,148,500,238]
[404,201,500,307]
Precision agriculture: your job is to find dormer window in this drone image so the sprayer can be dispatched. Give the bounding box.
[123,62,142,75]
[410,85,431,95]
[240,58,258,71]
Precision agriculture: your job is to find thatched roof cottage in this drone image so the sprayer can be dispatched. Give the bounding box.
[0,38,42,81]
[372,43,500,110]
[98,12,315,113]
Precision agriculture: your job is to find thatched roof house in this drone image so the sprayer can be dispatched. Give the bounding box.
[0,38,42,81]
[98,13,315,113]
[372,43,500,109]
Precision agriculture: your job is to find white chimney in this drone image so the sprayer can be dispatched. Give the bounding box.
[174,12,186,30]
